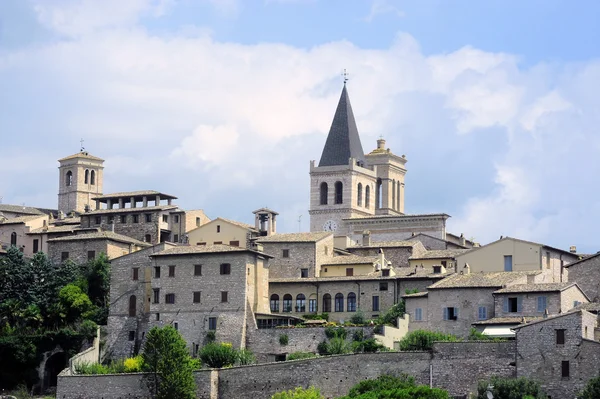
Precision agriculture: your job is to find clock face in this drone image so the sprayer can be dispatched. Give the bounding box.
[323,220,338,232]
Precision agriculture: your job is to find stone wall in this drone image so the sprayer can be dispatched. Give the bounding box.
[346,245,418,271]
[566,255,600,301]
[48,238,131,265]
[262,241,317,279]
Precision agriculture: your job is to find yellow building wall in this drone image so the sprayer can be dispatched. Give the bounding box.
[0,216,48,257]
[320,263,374,277]
[455,239,541,273]
[187,219,248,247]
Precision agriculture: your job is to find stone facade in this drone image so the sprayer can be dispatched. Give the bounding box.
[494,284,589,318]
[0,215,48,257]
[58,152,104,215]
[565,253,600,301]
[346,241,427,272]
[46,235,145,265]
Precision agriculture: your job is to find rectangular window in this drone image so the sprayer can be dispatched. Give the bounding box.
[194,264,202,276]
[382,269,390,277]
[372,295,380,311]
[87,251,96,261]
[174,215,179,223]
[346,268,354,276]
[478,306,487,320]
[132,268,139,281]
[229,240,240,247]
[433,266,442,274]
[168,265,175,277]
[309,299,317,313]
[33,239,39,254]
[128,331,135,341]
[209,317,217,330]
[562,360,570,378]
[154,266,161,278]
[193,291,201,303]
[379,282,388,291]
[221,291,228,303]
[133,214,139,223]
[165,293,175,304]
[197,242,206,246]
[300,268,309,278]
[162,215,168,223]
[546,251,551,269]
[504,297,522,313]
[61,252,69,261]
[155,313,160,321]
[443,307,458,320]
[415,308,422,321]
[504,255,513,272]
[145,214,152,223]
[95,216,101,225]
[153,288,160,304]
[196,217,201,227]
[173,322,178,331]
[220,263,231,275]
[217,225,221,233]
[537,296,547,312]
[120,215,127,223]
[556,329,565,345]
[441,260,447,268]
[173,234,179,243]
[282,249,290,258]
[213,241,223,245]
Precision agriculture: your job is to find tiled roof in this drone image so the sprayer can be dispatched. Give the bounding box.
[151,244,271,258]
[394,267,453,279]
[52,217,82,225]
[0,204,46,215]
[82,205,178,215]
[47,231,150,247]
[401,292,428,298]
[318,84,366,167]
[344,213,450,221]
[351,240,419,249]
[455,236,577,258]
[512,310,583,330]
[572,302,600,312]
[427,271,538,289]
[58,151,105,162]
[0,215,46,225]
[256,232,332,243]
[252,208,279,215]
[472,316,542,326]
[321,255,377,266]
[410,249,470,260]
[28,225,94,234]
[219,218,256,231]
[564,252,600,268]
[269,275,397,283]
[92,190,177,200]
[494,282,576,294]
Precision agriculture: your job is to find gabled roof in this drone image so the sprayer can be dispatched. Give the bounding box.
[46,231,150,247]
[406,233,470,249]
[151,244,272,258]
[410,249,470,260]
[318,84,366,167]
[512,309,585,330]
[455,236,577,258]
[427,271,538,290]
[321,255,377,266]
[188,217,256,233]
[92,190,177,201]
[493,282,578,294]
[0,204,47,215]
[256,232,332,243]
[472,316,542,326]
[0,215,46,225]
[350,240,420,249]
[563,252,600,268]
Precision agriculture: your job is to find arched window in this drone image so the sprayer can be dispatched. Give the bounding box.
[84,169,89,184]
[322,294,332,313]
[335,181,343,204]
[296,294,306,312]
[397,183,401,211]
[90,170,96,185]
[347,292,357,312]
[129,295,137,317]
[10,232,17,246]
[357,183,363,206]
[145,234,151,243]
[320,182,328,205]
[376,178,382,209]
[365,185,371,209]
[66,171,73,187]
[283,294,293,313]
[270,294,280,313]
[335,293,344,312]
[392,180,396,210]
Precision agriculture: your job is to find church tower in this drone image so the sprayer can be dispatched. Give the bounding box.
[365,138,407,215]
[58,150,104,215]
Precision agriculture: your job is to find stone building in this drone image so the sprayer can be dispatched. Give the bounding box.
[0,214,48,256]
[58,150,104,215]
[406,232,475,250]
[408,248,469,272]
[564,252,600,301]
[188,217,259,248]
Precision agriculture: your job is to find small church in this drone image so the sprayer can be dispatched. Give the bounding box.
[309,82,450,244]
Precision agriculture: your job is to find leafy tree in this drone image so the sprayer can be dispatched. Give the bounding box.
[84,253,110,324]
[326,336,352,355]
[376,302,406,327]
[578,376,600,399]
[272,387,324,399]
[398,330,459,351]
[476,376,547,399]
[58,284,95,323]
[142,326,196,399]
[340,374,450,399]
[349,310,366,325]
[199,342,238,368]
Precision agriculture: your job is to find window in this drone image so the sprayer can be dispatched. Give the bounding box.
[504,297,522,313]
[154,266,161,278]
[504,255,513,272]
[574,301,582,308]
[229,240,239,247]
[546,251,551,269]
[320,182,328,205]
[95,216,101,225]
[153,289,160,304]
[443,307,458,321]
[194,264,202,276]
[108,215,114,224]
[209,317,217,330]
[162,215,168,223]
[357,183,363,206]
[220,263,231,275]
[90,170,95,185]
[334,181,343,204]
[478,306,487,320]
[132,268,139,281]
[221,291,228,303]
[433,266,442,274]
[283,294,293,312]
[87,251,96,261]
[173,234,179,243]
[556,329,565,345]
[120,215,127,223]
[193,291,201,303]
[66,171,73,186]
[155,313,160,321]
[322,294,332,313]
[174,215,179,223]
[372,295,380,311]
[217,225,221,233]
[335,293,344,312]
[61,252,69,261]
[165,293,175,304]
[379,282,388,291]
[10,232,17,246]
[562,360,570,378]
[347,292,356,312]
[415,308,423,321]
[84,169,89,184]
[270,294,280,312]
[365,185,370,208]
[537,296,547,312]
[296,294,306,312]
[346,268,354,276]
[128,295,137,316]
[133,214,139,223]
[441,260,447,268]
[168,265,175,277]
[197,242,206,246]
[213,241,223,245]
[145,214,152,223]
[282,249,290,258]
[382,269,390,277]
[300,268,309,278]
[309,299,317,313]
[33,239,39,254]
[173,322,178,331]
[145,234,151,243]
[128,331,135,341]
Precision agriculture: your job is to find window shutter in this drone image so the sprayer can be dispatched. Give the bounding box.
[503,297,509,313]
[517,297,523,312]
[443,307,448,320]
[454,307,459,319]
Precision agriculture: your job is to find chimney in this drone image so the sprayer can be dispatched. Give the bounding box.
[362,230,371,246]
[378,248,385,270]
[58,211,64,220]
[459,233,466,247]
[543,309,549,319]
[376,138,386,150]
[463,263,470,275]
[570,245,577,254]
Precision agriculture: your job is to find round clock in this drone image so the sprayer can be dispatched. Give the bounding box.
[323,220,338,232]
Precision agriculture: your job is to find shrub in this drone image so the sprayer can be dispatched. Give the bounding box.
[341,375,449,399]
[317,340,329,355]
[325,326,347,339]
[352,329,365,342]
[398,330,459,351]
[205,331,216,343]
[279,334,289,345]
[468,328,507,342]
[352,338,384,353]
[303,313,329,321]
[123,356,143,373]
[579,376,600,399]
[272,387,324,399]
[74,361,109,375]
[376,302,406,327]
[349,311,366,325]
[190,358,202,370]
[326,336,351,355]
[287,351,317,361]
[237,348,256,365]
[346,374,415,396]
[199,342,238,368]
[476,376,548,399]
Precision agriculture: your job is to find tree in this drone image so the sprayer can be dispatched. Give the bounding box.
[578,376,600,399]
[83,253,111,324]
[58,284,94,323]
[476,377,547,399]
[398,330,459,351]
[142,326,196,399]
[340,374,450,399]
[199,342,239,368]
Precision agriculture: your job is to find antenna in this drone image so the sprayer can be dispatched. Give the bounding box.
[341,69,349,84]
[298,215,302,232]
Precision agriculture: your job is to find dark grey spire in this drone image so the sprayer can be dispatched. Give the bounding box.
[318,84,366,167]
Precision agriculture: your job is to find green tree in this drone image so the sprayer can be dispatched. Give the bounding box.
[340,374,450,399]
[58,284,94,323]
[272,387,324,399]
[476,377,547,399]
[376,301,406,327]
[83,253,111,324]
[398,330,459,351]
[578,376,600,399]
[142,326,196,399]
[199,342,238,368]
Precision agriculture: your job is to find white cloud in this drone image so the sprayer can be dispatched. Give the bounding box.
[171,125,240,167]
[365,0,404,23]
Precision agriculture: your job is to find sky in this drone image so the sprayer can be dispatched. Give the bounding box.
[1,0,600,252]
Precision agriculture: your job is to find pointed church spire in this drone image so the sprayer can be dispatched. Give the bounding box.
[318,84,366,167]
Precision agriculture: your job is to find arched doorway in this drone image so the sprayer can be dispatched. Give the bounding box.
[43,351,67,392]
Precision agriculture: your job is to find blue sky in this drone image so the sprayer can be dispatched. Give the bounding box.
[1,0,600,252]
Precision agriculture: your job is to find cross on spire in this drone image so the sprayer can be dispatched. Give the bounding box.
[80,138,85,152]
[342,69,349,84]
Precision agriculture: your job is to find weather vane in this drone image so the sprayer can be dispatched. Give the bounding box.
[80,138,85,152]
[342,69,349,84]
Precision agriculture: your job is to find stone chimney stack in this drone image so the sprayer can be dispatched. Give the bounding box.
[459,233,466,247]
[378,248,385,270]
[463,263,470,275]
[570,245,577,254]
[362,230,371,246]
[376,138,386,150]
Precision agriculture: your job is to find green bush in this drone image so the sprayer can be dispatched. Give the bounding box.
[303,313,329,321]
[346,374,415,396]
[326,336,351,355]
[74,361,109,375]
[349,311,366,325]
[468,328,507,342]
[272,387,324,399]
[325,326,347,339]
[123,356,143,372]
[237,348,256,365]
[579,375,600,399]
[476,376,547,399]
[376,302,406,327]
[398,330,459,351]
[352,329,365,342]
[190,358,202,370]
[339,374,450,398]
[352,338,384,353]
[205,331,216,343]
[317,340,329,355]
[287,351,317,361]
[279,334,289,345]
[199,342,238,368]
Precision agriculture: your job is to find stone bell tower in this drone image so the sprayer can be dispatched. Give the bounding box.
[58,150,104,215]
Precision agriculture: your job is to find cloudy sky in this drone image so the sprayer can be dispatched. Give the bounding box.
[1,0,599,252]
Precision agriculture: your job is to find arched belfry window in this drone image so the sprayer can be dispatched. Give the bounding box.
[357,183,363,206]
[334,181,343,204]
[392,180,396,210]
[129,295,137,317]
[84,170,89,184]
[66,171,73,187]
[90,170,96,185]
[376,178,382,209]
[10,232,17,246]
[397,183,401,211]
[320,182,328,205]
[365,185,371,209]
